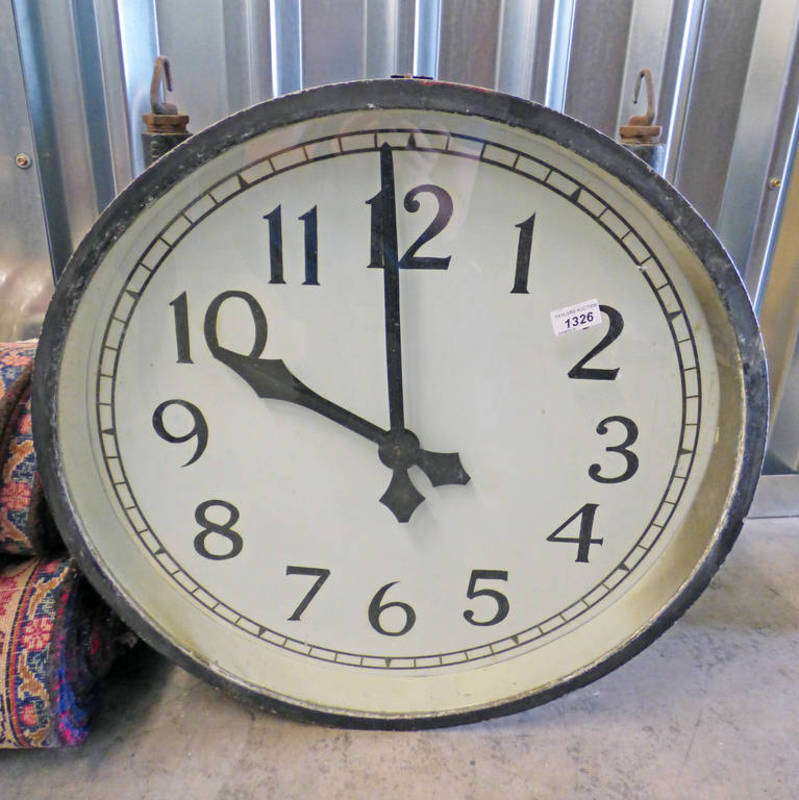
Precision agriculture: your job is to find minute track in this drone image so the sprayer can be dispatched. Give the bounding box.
[91,123,707,672]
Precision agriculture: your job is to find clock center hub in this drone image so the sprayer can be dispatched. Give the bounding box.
[378,428,421,470]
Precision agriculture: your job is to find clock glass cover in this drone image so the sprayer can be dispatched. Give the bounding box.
[33,80,767,727]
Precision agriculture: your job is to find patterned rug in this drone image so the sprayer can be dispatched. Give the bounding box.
[0,341,36,441]
[0,341,58,557]
[0,386,61,556]
[0,558,133,748]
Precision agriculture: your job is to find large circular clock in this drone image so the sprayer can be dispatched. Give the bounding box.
[33,79,767,728]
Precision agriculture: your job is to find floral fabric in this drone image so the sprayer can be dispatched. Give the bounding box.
[0,341,60,556]
[0,341,36,444]
[0,558,132,747]
[0,386,59,556]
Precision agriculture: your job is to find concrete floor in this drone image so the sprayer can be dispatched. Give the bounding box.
[2,517,797,799]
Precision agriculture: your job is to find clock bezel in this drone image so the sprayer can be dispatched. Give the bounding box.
[32,78,768,729]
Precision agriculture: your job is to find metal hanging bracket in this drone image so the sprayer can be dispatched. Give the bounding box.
[619,69,662,144]
[141,55,191,167]
[142,55,190,135]
[150,56,178,115]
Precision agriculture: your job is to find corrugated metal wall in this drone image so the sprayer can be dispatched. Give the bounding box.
[3,0,799,483]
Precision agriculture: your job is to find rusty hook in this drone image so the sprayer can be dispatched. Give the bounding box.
[150,56,178,115]
[619,68,661,144]
[631,69,655,126]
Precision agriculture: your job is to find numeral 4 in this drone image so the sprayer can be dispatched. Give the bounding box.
[547,503,602,563]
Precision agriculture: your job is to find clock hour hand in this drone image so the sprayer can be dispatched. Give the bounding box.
[210,345,469,522]
[210,345,385,445]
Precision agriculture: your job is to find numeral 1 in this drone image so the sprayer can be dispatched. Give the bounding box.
[510,213,536,294]
[366,188,386,269]
[264,205,285,284]
[169,291,193,363]
[299,206,319,285]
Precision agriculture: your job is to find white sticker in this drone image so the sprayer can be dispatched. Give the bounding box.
[550,299,602,336]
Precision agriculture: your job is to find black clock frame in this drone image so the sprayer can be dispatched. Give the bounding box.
[32,79,768,729]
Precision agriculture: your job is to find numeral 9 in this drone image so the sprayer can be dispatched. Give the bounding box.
[152,399,209,466]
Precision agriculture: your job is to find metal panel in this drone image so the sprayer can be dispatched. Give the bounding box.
[71,1,116,211]
[0,2,53,340]
[748,474,799,517]
[156,1,229,131]
[95,1,136,191]
[395,0,417,76]
[116,0,159,179]
[716,0,799,272]
[769,337,799,471]
[365,0,400,78]
[414,0,442,77]
[543,0,574,111]
[494,0,540,98]
[438,0,501,88]
[302,0,366,87]
[659,0,705,183]
[758,130,799,462]
[270,0,302,94]
[14,1,89,276]
[222,0,273,111]
[614,0,674,142]
[3,0,799,490]
[563,0,633,135]
[672,0,760,229]
[528,0,555,104]
[744,14,799,310]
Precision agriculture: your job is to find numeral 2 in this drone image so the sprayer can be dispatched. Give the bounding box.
[568,305,624,380]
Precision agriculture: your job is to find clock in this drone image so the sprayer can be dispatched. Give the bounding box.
[32,79,767,728]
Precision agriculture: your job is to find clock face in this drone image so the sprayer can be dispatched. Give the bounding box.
[34,81,766,727]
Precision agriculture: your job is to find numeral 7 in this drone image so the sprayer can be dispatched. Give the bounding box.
[286,566,330,621]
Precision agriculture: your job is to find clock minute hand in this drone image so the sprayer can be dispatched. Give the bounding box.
[378,142,405,432]
[376,143,427,519]
[373,144,470,520]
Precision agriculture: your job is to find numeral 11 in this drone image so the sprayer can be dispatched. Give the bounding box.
[264,204,319,285]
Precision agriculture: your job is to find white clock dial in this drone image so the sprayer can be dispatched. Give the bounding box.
[34,81,766,727]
